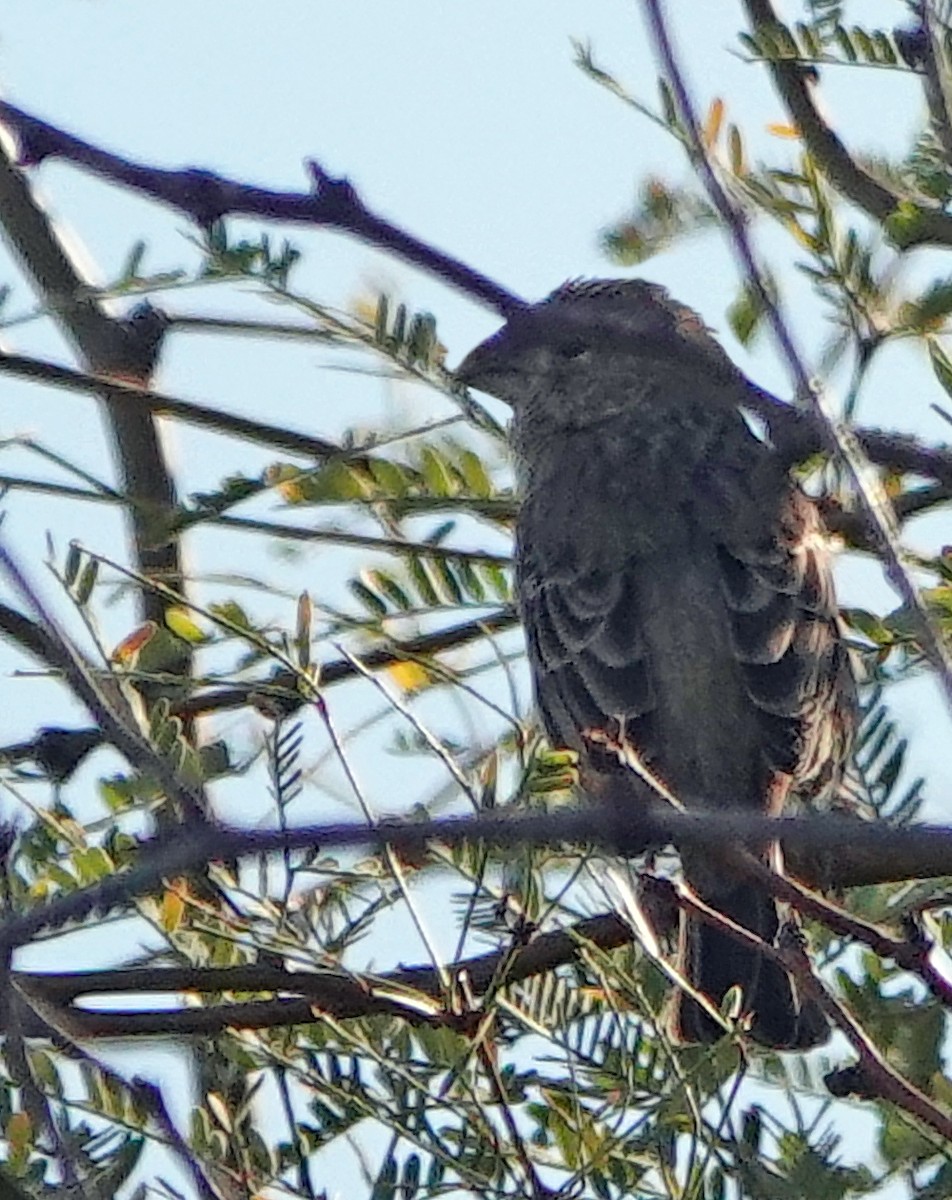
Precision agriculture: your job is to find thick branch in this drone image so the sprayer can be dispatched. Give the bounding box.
[3,807,952,959]
[0,143,178,628]
[9,912,630,1039]
[11,808,952,1045]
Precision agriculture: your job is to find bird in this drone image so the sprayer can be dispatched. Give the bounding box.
[455,278,855,1048]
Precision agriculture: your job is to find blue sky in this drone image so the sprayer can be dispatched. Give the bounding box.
[0,2,945,1196]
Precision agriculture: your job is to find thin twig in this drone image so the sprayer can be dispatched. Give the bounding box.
[311,689,452,992]
[332,643,481,811]
[0,541,207,824]
[0,349,343,459]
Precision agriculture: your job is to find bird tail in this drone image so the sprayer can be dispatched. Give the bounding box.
[671,883,827,1049]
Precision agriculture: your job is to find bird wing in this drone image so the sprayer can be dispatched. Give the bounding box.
[706,480,855,801]
[521,558,656,756]
[519,473,853,809]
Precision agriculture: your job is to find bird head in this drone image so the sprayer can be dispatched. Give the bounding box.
[455,278,743,410]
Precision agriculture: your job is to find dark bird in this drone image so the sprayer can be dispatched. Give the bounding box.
[456,279,855,1048]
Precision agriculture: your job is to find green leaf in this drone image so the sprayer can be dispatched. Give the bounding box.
[64,541,83,587]
[121,239,147,281]
[430,557,464,605]
[901,280,952,331]
[851,26,876,62]
[872,30,897,64]
[795,21,822,58]
[842,607,891,645]
[418,446,456,497]
[455,558,486,603]
[75,557,99,606]
[483,562,511,600]
[737,31,763,59]
[374,292,390,344]
[884,200,929,248]
[834,24,857,61]
[927,338,952,400]
[406,556,441,607]
[603,179,716,265]
[165,606,206,643]
[350,577,388,617]
[391,302,407,347]
[456,448,493,498]
[400,1153,421,1200]
[368,456,410,497]
[657,76,677,127]
[728,124,745,174]
[726,281,769,347]
[297,460,374,502]
[366,570,412,611]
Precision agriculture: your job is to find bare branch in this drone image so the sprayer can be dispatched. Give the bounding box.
[0,100,523,316]
[0,349,343,459]
[0,141,178,629]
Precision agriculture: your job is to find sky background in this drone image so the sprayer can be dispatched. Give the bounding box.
[0,2,947,1197]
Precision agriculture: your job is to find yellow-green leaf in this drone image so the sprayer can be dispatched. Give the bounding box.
[166,606,206,643]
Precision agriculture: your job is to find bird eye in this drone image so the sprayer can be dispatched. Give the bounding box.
[563,343,589,361]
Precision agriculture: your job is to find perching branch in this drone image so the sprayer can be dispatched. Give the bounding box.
[3,806,952,960]
[8,803,952,1041]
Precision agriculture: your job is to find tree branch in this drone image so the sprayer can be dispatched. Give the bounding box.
[0,350,343,460]
[675,881,952,1143]
[0,143,178,629]
[0,101,523,317]
[174,607,519,719]
[743,0,952,248]
[2,806,952,961]
[9,912,630,1039]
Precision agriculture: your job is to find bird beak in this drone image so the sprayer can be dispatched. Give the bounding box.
[454,342,497,391]
[455,326,514,394]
